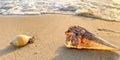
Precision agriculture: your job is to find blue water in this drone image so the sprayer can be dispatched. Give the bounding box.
[0,0,120,21]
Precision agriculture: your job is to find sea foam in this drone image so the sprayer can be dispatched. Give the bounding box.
[0,0,120,21]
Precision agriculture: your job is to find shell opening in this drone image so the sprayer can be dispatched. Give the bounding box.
[29,36,35,43]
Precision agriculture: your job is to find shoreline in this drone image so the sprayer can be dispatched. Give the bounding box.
[0,14,119,22]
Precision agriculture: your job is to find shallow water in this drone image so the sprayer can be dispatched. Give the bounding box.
[0,0,120,21]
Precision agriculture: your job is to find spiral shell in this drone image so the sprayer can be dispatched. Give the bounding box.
[10,35,35,47]
[65,26,120,50]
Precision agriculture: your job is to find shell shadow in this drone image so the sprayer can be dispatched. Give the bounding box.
[53,46,120,60]
[0,45,19,56]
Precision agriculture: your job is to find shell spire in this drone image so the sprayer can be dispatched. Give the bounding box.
[65,26,120,50]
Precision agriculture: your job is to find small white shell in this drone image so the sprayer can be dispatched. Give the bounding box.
[10,35,31,47]
[75,9,94,16]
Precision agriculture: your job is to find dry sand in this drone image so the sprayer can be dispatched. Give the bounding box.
[0,14,120,60]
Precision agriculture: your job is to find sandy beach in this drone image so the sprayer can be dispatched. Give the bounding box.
[0,14,120,60]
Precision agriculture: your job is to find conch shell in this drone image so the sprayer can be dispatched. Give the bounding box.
[65,26,120,50]
[10,35,35,47]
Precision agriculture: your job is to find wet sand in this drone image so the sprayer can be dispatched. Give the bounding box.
[0,14,120,60]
